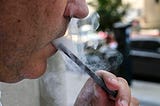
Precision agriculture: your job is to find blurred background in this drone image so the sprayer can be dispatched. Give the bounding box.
[76,0,160,106]
[87,0,160,83]
[0,0,159,106]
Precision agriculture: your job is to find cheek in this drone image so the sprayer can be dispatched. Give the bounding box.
[20,50,47,79]
[1,35,37,73]
[38,0,68,38]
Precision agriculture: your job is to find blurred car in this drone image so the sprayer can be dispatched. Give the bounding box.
[130,36,160,82]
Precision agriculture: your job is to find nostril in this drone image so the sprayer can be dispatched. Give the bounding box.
[64,1,89,19]
[71,7,89,19]
[77,6,89,19]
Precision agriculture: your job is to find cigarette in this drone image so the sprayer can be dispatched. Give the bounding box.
[57,44,118,98]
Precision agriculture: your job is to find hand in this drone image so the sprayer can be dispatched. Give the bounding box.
[74,70,139,106]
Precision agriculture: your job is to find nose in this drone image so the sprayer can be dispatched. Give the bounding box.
[64,0,89,19]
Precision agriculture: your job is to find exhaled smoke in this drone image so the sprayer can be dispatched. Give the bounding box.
[53,36,123,75]
[53,12,123,74]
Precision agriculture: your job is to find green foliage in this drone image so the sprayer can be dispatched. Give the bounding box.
[89,0,129,31]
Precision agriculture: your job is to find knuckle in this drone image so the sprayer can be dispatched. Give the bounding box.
[117,77,128,85]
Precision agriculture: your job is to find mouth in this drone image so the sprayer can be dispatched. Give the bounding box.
[48,17,71,57]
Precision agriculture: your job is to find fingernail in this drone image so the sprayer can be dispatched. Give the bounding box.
[119,99,128,106]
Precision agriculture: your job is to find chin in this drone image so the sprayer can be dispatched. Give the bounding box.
[22,43,58,79]
[23,63,47,79]
[1,62,47,83]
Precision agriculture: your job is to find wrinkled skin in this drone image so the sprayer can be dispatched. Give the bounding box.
[0,0,88,83]
[75,70,139,106]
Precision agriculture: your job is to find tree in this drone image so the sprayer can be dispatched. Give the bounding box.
[88,0,129,31]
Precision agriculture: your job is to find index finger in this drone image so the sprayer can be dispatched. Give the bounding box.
[96,70,119,91]
[116,77,131,106]
[96,70,132,106]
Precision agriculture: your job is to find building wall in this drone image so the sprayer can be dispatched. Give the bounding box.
[143,0,160,28]
[123,0,160,29]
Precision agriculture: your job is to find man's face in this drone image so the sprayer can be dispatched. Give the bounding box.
[0,0,88,83]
